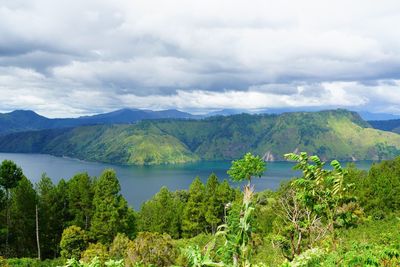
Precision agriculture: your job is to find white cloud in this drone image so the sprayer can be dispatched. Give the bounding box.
[0,0,400,116]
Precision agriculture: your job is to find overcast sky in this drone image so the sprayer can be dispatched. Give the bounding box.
[1,0,400,117]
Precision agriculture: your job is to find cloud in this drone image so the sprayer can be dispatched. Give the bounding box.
[0,0,400,116]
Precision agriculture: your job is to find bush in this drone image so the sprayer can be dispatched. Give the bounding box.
[125,232,176,266]
[80,243,109,264]
[109,233,131,260]
[60,226,88,259]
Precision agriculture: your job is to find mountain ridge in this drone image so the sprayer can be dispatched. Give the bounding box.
[0,108,196,135]
[368,119,400,134]
[0,109,399,165]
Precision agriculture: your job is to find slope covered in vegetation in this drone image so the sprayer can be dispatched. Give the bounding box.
[0,110,399,165]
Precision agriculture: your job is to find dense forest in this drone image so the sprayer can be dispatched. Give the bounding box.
[0,152,400,266]
[1,110,400,165]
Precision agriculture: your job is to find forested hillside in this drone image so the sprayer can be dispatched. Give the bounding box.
[0,110,399,165]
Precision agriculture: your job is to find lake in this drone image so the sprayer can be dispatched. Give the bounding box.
[0,153,374,209]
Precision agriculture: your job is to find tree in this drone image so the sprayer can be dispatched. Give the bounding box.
[138,186,183,238]
[227,152,266,185]
[60,225,88,259]
[216,180,236,223]
[36,174,65,258]
[360,157,400,216]
[67,173,93,230]
[90,169,135,244]
[182,177,206,237]
[279,152,357,255]
[0,160,24,256]
[204,173,220,234]
[9,176,37,257]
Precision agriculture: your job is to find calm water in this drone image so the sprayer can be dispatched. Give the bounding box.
[0,153,374,209]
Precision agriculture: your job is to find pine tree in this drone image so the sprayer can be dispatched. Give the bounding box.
[138,186,183,238]
[36,174,63,258]
[67,173,93,230]
[9,176,37,257]
[0,160,24,256]
[216,180,235,222]
[90,169,135,244]
[182,177,206,237]
[205,173,220,234]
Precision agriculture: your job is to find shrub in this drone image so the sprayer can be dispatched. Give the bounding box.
[60,226,88,259]
[125,232,176,266]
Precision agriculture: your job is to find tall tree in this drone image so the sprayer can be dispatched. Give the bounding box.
[182,177,206,237]
[36,174,63,258]
[138,187,183,238]
[90,169,135,244]
[67,173,94,230]
[0,160,24,256]
[204,173,220,234]
[9,176,37,257]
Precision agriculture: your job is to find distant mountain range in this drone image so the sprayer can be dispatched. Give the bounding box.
[0,109,196,135]
[0,109,399,165]
[2,108,399,136]
[208,108,400,121]
[369,119,400,134]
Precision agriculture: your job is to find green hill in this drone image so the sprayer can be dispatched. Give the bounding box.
[0,109,399,165]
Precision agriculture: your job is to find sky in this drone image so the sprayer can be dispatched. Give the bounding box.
[1,0,400,118]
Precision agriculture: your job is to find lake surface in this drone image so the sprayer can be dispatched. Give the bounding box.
[0,153,374,209]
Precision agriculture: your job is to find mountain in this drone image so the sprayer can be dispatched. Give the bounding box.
[1,109,399,165]
[0,108,195,135]
[369,119,400,134]
[358,111,400,121]
[0,110,52,134]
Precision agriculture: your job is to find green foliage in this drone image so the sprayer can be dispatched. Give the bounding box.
[182,177,207,238]
[125,232,176,267]
[227,153,266,183]
[2,110,400,165]
[0,160,24,190]
[63,257,124,267]
[218,186,258,267]
[3,151,400,266]
[274,152,360,260]
[60,226,88,260]
[5,257,65,267]
[109,233,131,260]
[9,177,37,257]
[90,169,135,244]
[356,157,400,216]
[137,187,183,238]
[80,243,109,265]
[205,174,221,234]
[0,159,24,256]
[37,174,65,258]
[184,245,224,267]
[67,173,94,230]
